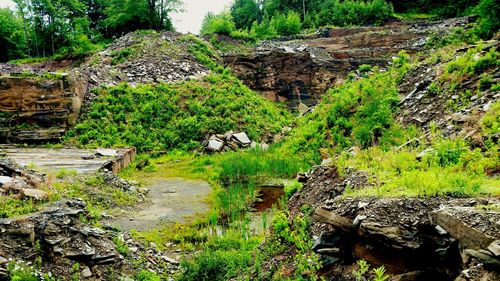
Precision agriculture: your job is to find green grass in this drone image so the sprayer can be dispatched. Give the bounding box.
[337,138,499,197]
[393,12,438,20]
[8,56,54,65]
[216,148,307,184]
[481,101,499,135]
[178,230,262,281]
[0,197,41,218]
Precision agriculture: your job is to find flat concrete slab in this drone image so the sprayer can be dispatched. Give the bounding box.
[0,145,129,174]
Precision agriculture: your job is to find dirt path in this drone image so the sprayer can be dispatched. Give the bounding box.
[110,178,211,231]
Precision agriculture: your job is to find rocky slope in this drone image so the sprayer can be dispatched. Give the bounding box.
[223,17,474,107]
[255,31,499,281]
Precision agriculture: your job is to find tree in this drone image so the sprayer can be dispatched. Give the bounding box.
[103,0,181,36]
[474,0,499,39]
[230,0,259,30]
[200,12,236,36]
[0,8,27,61]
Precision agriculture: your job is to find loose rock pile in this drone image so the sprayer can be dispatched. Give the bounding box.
[398,40,499,139]
[119,233,182,279]
[0,159,46,201]
[81,32,211,90]
[0,199,121,280]
[314,197,500,280]
[205,131,268,152]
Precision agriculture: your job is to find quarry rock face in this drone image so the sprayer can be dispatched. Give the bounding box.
[0,200,122,280]
[0,73,88,143]
[223,17,474,107]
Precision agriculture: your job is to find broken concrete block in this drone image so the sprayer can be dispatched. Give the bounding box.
[231,132,251,146]
[488,240,500,257]
[206,138,224,152]
[95,149,118,157]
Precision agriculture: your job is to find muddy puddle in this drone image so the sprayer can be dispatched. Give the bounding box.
[253,187,285,212]
[109,178,211,231]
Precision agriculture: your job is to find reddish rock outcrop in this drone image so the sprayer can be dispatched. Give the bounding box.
[223,17,474,107]
[0,73,88,143]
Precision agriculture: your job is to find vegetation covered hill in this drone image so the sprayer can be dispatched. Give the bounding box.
[65,72,290,152]
[0,0,499,281]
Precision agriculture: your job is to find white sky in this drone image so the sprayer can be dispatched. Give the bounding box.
[0,0,232,34]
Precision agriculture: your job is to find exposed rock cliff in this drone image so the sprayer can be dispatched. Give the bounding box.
[0,73,88,143]
[223,17,474,107]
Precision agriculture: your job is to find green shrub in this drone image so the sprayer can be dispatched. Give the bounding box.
[445,46,499,77]
[474,0,500,39]
[201,13,236,36]
[7,262,39,281]
[135,270,162,281]
[110,48,134,65]
[481,101,499,135]
[281,62,407,163]
[270,11,302,36]
[318,0,393,27]
[250,18,278,39]
[178,232,260,281]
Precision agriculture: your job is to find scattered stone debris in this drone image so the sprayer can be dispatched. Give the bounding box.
[397,39,499,139]
[0,199,121,280]
[288,165,343,218]
[120,232,182,278]
[79,32,212,106]
[100,169,139,193]
[0,158,45,200]
[204,131,264,153]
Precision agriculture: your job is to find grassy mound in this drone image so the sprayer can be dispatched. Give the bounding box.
[65,72,290,152]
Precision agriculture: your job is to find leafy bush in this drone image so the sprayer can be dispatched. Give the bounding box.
[7,262,39,281]
[269,11,302,36]
[474,0,499,39]
[110,47,134,65]
[135,270,162,281]
[178,232,260,281]
[65,73,290,152]
[318,0,394,27]
[481,101,499,135]
[201,13,236,36]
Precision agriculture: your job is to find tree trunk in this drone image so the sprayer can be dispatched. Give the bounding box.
[159,0,164,30]
[20,9,31,56]
[302,0,306,20]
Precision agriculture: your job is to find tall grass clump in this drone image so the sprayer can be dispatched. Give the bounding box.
[338,138,499,197]
[217,148,307,183]
[178,231,261,281]
[210,148,307,221]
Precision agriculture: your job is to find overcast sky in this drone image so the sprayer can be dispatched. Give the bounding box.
[0,0,232,34]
